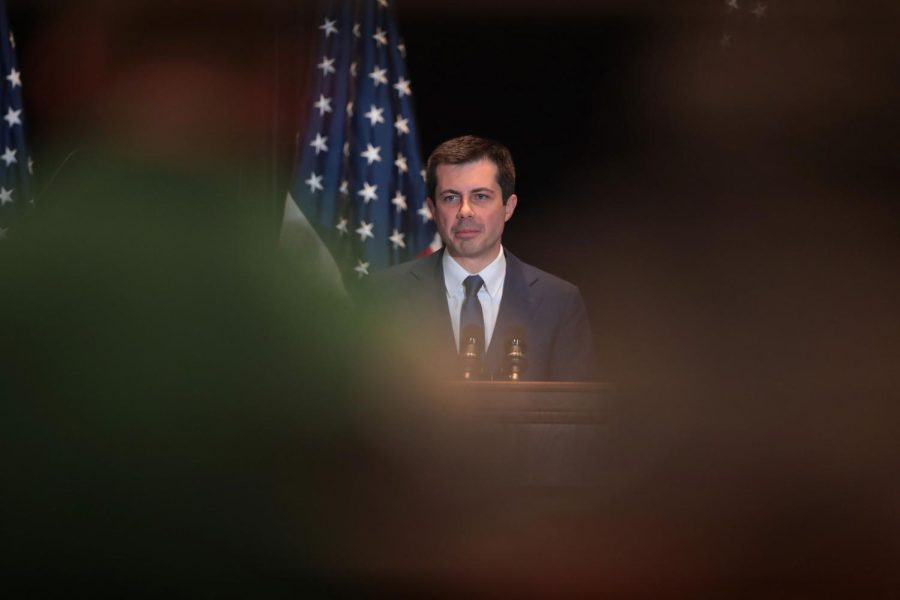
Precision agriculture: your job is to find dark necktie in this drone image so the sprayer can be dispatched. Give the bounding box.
[460,275,485,354]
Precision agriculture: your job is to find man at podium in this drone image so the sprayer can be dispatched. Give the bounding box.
[371,135,593,381]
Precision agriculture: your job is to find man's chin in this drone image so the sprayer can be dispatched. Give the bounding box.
[448,240,479,256]
[447,240,499,263]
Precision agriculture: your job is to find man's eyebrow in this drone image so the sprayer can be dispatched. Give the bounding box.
[439,187,495,195]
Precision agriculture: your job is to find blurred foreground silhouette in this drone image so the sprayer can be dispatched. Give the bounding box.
[2,1,899,596]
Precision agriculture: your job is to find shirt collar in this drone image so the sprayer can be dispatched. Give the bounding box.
[442,246,507,299]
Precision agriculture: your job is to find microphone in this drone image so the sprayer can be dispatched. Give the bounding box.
[460,324,484,380]
[504,327,528,381]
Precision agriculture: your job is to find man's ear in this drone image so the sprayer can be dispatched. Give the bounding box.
[426,197,436,217]
[504,194,518,221]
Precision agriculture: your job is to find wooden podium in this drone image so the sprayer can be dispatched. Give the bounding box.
[446,380,612,423]
[439,381,614,489]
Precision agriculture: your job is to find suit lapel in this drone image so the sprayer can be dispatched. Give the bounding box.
[407,248,457,358]
[485,250,542,377]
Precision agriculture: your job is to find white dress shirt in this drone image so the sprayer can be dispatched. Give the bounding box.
[442,247,506,351]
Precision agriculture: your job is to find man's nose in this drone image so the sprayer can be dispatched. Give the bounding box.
[457,196,474,218]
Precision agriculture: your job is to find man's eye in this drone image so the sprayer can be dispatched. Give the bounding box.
[442,195,459,203]
[475,194,489,201]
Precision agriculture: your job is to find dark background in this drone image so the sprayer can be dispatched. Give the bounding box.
[14,0,898,373]
[5,0,900,593]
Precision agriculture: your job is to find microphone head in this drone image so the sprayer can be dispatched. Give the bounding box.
[506,325,525,347]
[461,324,484,348]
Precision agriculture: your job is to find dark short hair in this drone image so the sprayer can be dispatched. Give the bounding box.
[425,135,516,203]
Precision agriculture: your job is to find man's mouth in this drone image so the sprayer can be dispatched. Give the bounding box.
[453,228,481,239]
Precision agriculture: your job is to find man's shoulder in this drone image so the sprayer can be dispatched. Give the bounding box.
[507,252,581,297]
[369,251,441,290]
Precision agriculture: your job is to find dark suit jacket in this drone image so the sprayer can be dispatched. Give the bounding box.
[369,248,594,381]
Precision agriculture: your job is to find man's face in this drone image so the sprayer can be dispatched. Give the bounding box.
[427,158,517,272]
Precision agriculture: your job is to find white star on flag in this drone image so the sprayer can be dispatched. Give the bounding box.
[391,191,407,212]
[420,169,426,182]
[27,157,33,175]
[0,226,7,240]
[317,56,336,76]
[6,68,21,88]
[363,105,385,126]
[751,2,767,18]
[389,229,406,249]
[394,115,410,135]
[428,232,442,253]
[314,94,332,116]
[394,153,408,173]
[726,0,739,10]
[0,187,12,205]
[4,107,21,127]
[417,205,433,223]
[360,143,382,165]
[358,182,378,203]
[356,220,375,241]
[1,147,16,167]
[305,172,324,193]
[369,66,388,87]
[319,18,339,37]
[354,259,370,278]
[393,77,412,97]
[285,0,440,281]
[310,133,328,155]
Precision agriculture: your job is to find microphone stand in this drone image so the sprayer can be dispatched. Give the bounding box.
[504,336,528,381]
[460,326,484,381]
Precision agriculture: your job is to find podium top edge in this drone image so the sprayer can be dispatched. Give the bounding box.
[441,381,612,393]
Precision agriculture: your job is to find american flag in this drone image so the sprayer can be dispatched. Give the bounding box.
[0,0,31,242]
[285,0,438,284]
